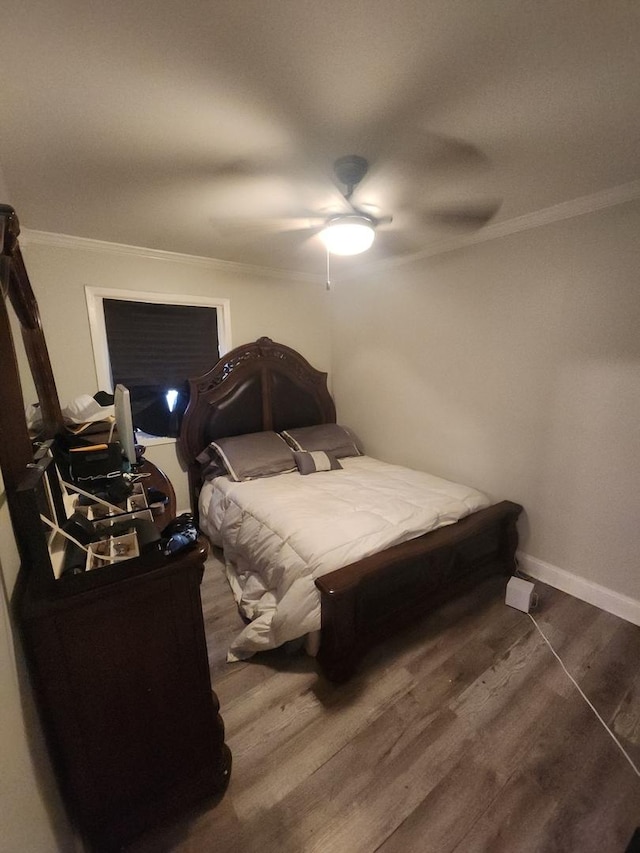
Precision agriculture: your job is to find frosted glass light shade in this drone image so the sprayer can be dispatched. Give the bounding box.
[320,216,375,255]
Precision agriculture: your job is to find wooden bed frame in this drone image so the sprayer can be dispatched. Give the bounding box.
[179,337,523,682]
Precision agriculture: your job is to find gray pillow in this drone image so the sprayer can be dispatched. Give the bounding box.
[293,450,342,475]
[206,431,296,482]
[281,424,363,458]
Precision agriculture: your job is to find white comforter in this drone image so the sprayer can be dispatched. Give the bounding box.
[199,456,491,660]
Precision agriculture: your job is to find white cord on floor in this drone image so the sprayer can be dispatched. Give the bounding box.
[528,612,640,778]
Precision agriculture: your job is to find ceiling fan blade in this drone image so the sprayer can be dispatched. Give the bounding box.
[372,228,425,257]
[204,150,351,220]
[414,133,490,174]
[209,215,324,241]
[345,130,496,218]
[423,199,502,230]
[206,157,274,180]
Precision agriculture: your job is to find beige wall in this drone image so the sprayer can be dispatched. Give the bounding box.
[330,200,640,603]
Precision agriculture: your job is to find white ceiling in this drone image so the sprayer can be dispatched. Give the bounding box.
[2,0,640,277]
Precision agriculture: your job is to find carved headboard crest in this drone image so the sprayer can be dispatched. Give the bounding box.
[197,337,327,394]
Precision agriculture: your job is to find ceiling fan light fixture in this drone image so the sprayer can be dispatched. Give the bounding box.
[320,215,375,256]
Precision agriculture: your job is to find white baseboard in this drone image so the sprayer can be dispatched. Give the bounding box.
[517,551,640,627]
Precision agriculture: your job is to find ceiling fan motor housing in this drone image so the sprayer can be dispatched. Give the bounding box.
[334,154,369,195]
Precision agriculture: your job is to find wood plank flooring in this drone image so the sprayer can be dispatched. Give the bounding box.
[129,550,640,853]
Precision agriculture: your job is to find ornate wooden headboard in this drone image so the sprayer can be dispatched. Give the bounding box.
[178,336,336,514]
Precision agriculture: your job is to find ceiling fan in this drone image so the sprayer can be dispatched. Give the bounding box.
[206,135,502,261]
[316,151,501,257]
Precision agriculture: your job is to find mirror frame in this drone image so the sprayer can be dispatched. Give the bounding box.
[0,205,64,585]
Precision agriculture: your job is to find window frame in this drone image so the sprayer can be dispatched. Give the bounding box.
[85,286,231,438]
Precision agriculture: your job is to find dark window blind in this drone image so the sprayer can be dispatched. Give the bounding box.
[103,299,219,437]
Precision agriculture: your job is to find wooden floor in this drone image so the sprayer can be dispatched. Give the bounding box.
[130,551,640,853]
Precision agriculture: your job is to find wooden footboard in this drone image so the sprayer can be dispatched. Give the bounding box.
[315,500,523,682]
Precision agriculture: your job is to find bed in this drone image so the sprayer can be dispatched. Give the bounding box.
[178,337,523,682]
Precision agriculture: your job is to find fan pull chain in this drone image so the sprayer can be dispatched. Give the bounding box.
[325,247,331,291]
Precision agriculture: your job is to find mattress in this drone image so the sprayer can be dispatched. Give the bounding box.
[199,455,491,661]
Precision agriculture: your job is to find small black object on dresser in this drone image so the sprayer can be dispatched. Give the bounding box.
[161,512,199,555]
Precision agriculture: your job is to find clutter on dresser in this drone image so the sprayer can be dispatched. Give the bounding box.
[27,391,115,437]
[36,459,160,580]
[20,376,179,589]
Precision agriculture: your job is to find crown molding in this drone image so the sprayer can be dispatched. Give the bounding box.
[19,228,322,284]
[20,177,640,284]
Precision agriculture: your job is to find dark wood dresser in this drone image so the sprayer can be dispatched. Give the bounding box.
[18,538,231,852]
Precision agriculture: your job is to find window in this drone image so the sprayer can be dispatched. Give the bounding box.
[86,287,231,439]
